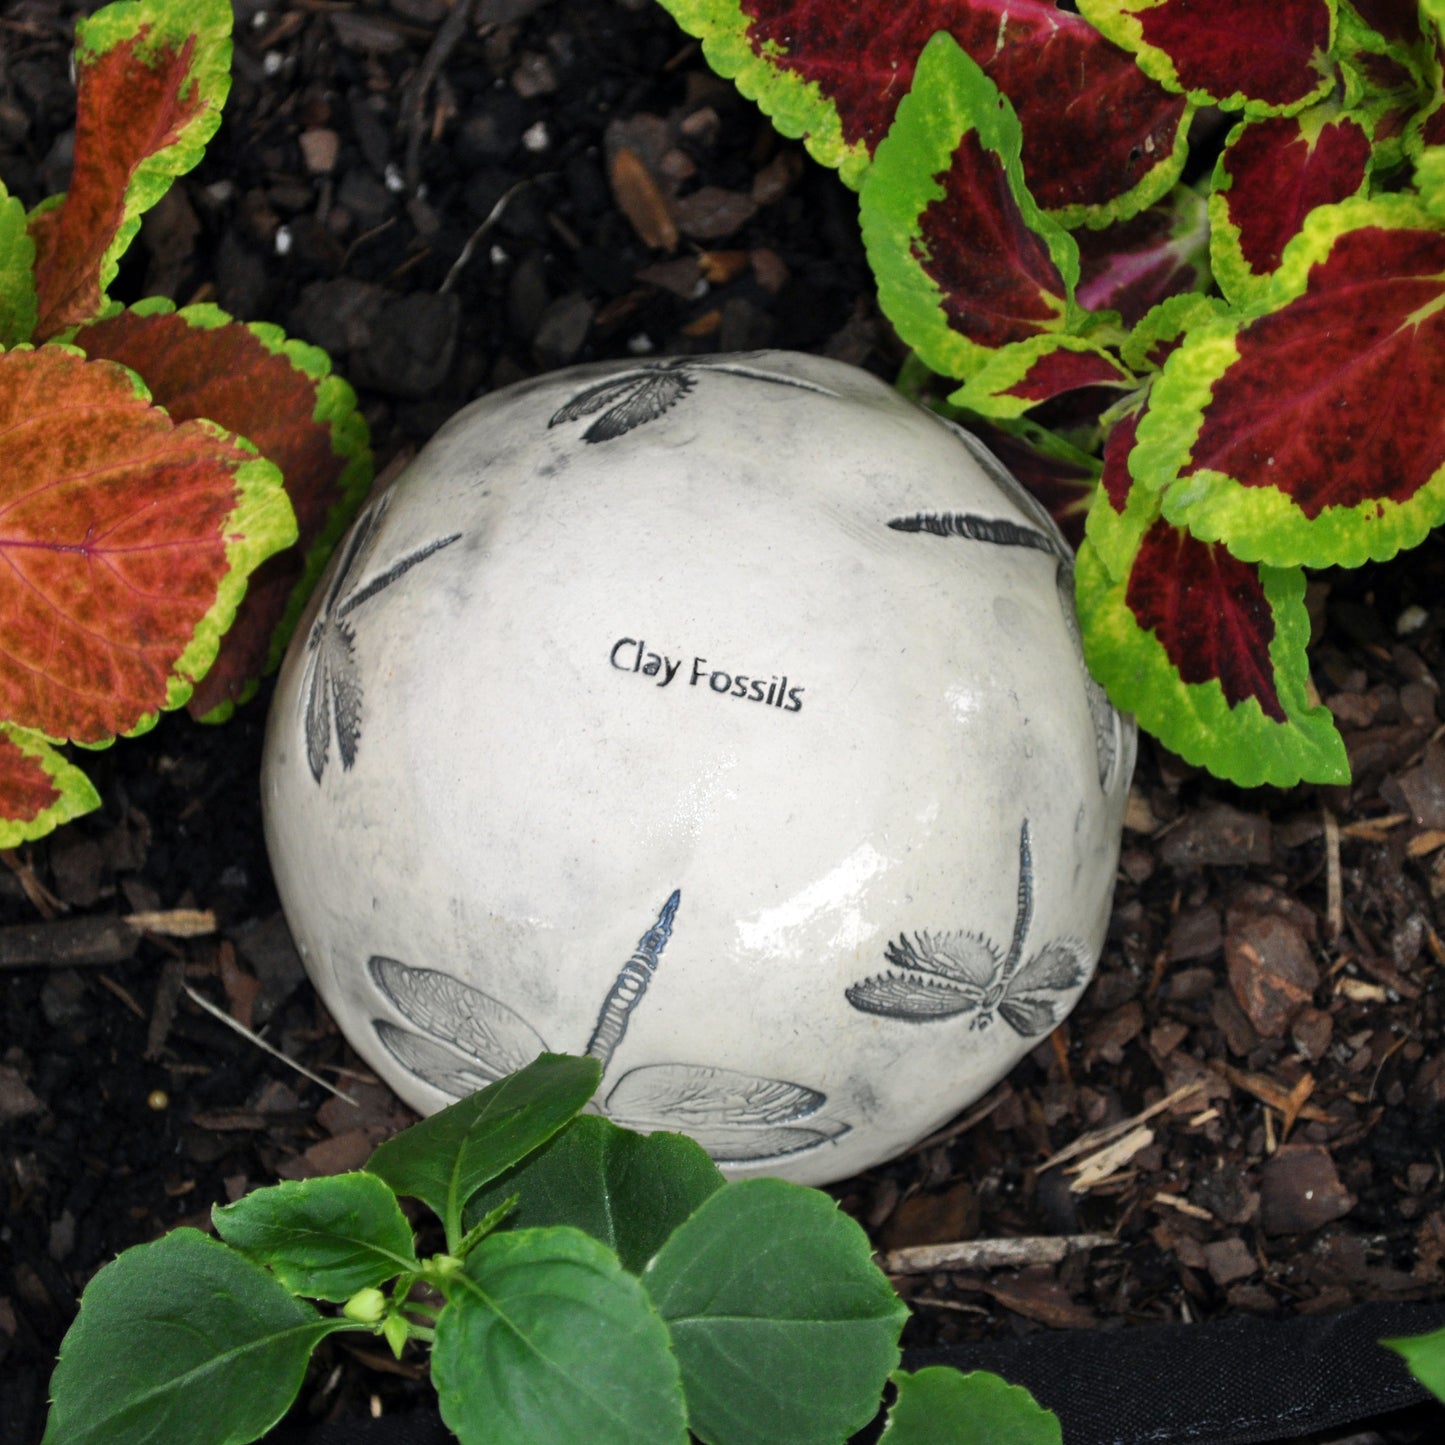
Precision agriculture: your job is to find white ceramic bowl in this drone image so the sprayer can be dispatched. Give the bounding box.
[262,351,1133,1185]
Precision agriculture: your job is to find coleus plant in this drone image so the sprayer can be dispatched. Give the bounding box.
[654,0,1445,787]
[0,0,370,845]
[43,1053,1064,1445]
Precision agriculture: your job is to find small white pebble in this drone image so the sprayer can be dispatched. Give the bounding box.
[274,225,293,256]
[627,333,655,355]
[262,50,284,77]
[489,244,509,266]
[522,120,550,153]
[1397,603,1429,636]
[384,163,405,194]
[251,10,269,27]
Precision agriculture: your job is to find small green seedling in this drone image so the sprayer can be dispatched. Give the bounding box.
[656,0,1445,787]
[0,0,371,846]
[44,1053,1062,1445]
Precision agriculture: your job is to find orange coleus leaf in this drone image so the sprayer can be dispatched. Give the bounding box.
[27,0,231,339]
[0,347,295,744]
[0,723,101,846]
[71,301,371,720]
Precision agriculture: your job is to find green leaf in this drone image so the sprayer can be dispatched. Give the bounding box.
[881,1368,1063,1444]
[213,1171,420,1301]
[0,724,101,848]
[366,1052,602,1250]
[947,335,1133,421]
[0,183,36,346]
[42,1228,348,1445]
[859,32,1083,384]
[1383,1325,1445,1403]
[464,1114,726,1274]
[432,1226,688,1445]
[642,1178,907,1445]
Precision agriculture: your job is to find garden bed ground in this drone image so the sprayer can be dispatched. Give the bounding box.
[2,2,1445,1441]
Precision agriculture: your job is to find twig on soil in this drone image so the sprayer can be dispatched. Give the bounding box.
[0,914,139,969]
[1039,1080,1204,1174]
[182,984,359,1105]
[124,908,216,938]
[441,179,531,293]
[879,1234,1115,1276]
[1067,1124,1154,1192]
[1324,806,1343,943]
[402,0,481,193]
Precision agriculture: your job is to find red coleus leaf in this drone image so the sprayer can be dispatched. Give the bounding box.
[1209,109,1371,304]
[1076,482,1347,786]
[27,0,231,339]
[1075,186,1210,328]
[861,34,1086,380]
[949,336,1134,421]
[70,301,371,720]
[0,724,100,845]
[1078,0,1335,115]
[1351,0,1422,47]
[658,0,1191,222]
[1134,196,1445,568]
[1129,520,1286,720]
[0,347,295,743]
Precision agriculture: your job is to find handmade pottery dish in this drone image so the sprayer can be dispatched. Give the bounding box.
[261,351,1134,1186]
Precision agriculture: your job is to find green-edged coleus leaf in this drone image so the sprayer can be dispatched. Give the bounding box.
[0,346,295,745]
[860,32,1087,383]
[948,335,1135,420]
[213,1172,420,1301]
[1209,107,1372,307]
[1075,185,1211,329]
[1347,0,1425,50]
[1077,474,1347,787]
[656,0,1191,223]
[69,299,372,721]
[41,1228,349,1445]
[0,185,36,347]
[0,724,101,847]
[1336,1,1434,160]
[1134,194,1445,568]
[28,0,232,339]
[1077,0,1336,116]
[880,1368,1063,1444]
[1119,290,1229,374]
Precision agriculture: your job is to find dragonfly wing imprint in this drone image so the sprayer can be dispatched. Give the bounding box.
[604,1063,850,1162]
[584,372,693,442]
[374,1021,498,1096]
[369,955,549,1086]
[845,971,981,1021]
[547,372,653,424]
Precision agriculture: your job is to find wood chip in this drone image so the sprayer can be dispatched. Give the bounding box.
[1068,1124,1154,1192]
[1041,1080,1204,1173]
[608,147,677,252]
[1214,1063,1332,1126]
[1407,828,1445,858]
[1153,1191,1213,1220]
[879,1234,1113,1275]
[124,908,216,938]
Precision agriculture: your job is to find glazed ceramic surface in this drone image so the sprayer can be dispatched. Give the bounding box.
[262,351,1135,1186]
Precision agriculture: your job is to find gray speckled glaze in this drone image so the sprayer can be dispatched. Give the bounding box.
[261,351,1134,1186]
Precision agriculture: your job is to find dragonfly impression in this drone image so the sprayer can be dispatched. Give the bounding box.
[846,820,1088,1037]
[369,889,851,1164]
[300,495,461,784]
[547,355,840,443]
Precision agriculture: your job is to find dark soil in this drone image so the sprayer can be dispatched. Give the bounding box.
[2,2,1445,1442]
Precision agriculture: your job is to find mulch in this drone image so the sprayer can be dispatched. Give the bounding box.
[2,2,1444,1442]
